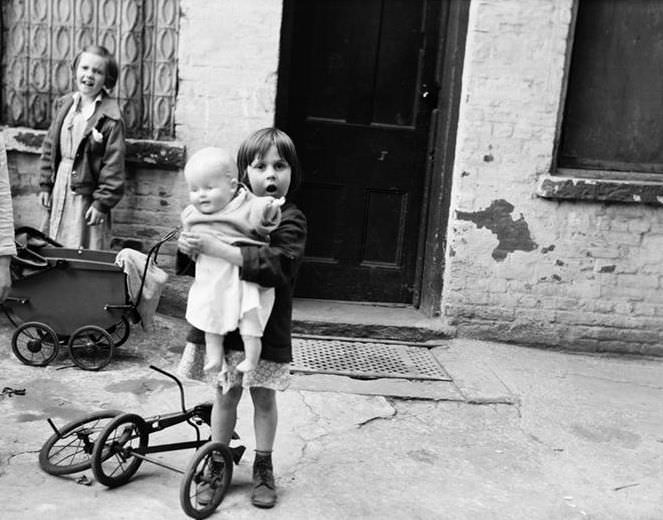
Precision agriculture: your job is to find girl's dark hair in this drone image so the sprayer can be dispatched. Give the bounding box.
[237,128,302,196]
[72,45,119,90]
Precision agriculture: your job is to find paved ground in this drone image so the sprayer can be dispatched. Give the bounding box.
[1,313,662,520]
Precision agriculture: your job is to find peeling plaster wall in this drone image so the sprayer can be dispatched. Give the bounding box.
[442,0,663,355]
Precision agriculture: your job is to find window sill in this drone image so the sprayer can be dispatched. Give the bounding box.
[536,173,663,206]
[1,126,185,170]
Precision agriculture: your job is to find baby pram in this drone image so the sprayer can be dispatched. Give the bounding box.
[2,226,176,371]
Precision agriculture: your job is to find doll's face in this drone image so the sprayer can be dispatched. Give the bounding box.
[186,163,238,215]
[76,51,107,99]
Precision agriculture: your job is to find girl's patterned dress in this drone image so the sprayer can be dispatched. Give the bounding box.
[177,343,291,392]
[47,97,111,249]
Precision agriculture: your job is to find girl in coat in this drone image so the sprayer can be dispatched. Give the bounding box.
[39,45,125,249]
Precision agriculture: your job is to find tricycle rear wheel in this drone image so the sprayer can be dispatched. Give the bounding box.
[180,441,233,519]
[68,325,114,371]
[11,321,59,366]
[39,410,123,475]
[91,413,149,487]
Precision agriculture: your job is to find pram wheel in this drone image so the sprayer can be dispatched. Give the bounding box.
[11,321,60,366]
[180,441,233,519]
[91,413,149,487]
[68,325,114,371]
[39,410,123,475]
[106,316,130,347]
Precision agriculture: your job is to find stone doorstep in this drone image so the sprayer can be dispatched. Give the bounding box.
[156,281,516,403]
[158,274,454,343]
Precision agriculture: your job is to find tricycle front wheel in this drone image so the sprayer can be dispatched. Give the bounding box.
[91,413,149,488]
[39,410,123,475]
[11,321,59,366]
[180,441,233,519]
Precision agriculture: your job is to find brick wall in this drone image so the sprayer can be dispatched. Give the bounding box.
[442,0,663,355]
[5,0,282,270]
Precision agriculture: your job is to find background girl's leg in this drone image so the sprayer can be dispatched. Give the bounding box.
[211,385,243,444]
[204,332,225,372]
[237,335,262,372]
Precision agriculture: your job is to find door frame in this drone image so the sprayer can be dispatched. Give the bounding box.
[275,0,470,317]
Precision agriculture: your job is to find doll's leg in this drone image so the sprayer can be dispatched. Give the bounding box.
[204,332,226,373]
[237,335,262,372]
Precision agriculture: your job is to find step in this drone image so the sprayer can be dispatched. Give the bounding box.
[158,275,453,343]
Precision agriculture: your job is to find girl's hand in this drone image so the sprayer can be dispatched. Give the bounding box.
[178,231,202,257]
[39,191,52,209]
[85,206,106,226]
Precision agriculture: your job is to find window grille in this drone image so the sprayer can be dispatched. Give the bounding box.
[0,0,179,140]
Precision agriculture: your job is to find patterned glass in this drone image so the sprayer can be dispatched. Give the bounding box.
[1,0,179,139]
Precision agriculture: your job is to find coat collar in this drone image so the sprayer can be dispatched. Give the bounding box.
[59,90,122,122]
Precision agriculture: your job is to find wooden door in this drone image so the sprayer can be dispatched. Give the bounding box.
[278,0,441,303]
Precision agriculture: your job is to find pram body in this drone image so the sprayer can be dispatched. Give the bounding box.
[8,247,128,335]
[3,227,175,370]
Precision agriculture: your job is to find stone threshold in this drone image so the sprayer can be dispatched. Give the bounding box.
[292,299,453,343]
[158,275,453,343]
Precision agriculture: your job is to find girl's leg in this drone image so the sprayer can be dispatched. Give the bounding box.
[204,332,225,373]
[249,387,278,508]
[250,387,277,450]
[211,384,243,444]
[237,335,262,372]
[198,385,243,506]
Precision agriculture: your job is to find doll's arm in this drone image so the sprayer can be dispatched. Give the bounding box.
[251,196,285,238]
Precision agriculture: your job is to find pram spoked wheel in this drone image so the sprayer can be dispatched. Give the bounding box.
[91,413,149,487]
[39,410,123,475]
[180,442,234,519]
[11,321,60,366]
[106,316,130,347]
[68,325,114,371]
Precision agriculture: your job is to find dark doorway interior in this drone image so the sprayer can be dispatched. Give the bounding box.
[276,0,469,311]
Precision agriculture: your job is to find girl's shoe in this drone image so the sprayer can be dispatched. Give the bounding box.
[196,454,226,506]
[251,456,276,508]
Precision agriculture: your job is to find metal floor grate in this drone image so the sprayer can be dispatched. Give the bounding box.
[292,335,450,381]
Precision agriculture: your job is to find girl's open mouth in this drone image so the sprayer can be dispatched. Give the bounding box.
[265,185,277,193]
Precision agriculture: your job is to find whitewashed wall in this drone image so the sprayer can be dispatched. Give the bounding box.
[441,0,663,355]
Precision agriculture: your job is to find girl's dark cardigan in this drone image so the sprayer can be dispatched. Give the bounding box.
[179,201,307,363]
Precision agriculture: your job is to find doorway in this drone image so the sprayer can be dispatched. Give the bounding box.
[276,0,468,309]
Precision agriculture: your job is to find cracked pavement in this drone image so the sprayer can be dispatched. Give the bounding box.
[1,315,662,519]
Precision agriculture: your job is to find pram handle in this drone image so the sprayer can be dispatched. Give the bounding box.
[134,227,179,308]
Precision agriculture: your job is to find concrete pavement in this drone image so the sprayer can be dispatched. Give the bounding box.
[1,313,662,519]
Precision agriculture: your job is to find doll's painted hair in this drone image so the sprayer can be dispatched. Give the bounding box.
[71,45,119,91]
[236,128,302,196]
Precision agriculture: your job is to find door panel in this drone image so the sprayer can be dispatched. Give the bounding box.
[281,0,440,302]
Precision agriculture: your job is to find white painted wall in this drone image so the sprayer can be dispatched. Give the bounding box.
[442,0,663,354]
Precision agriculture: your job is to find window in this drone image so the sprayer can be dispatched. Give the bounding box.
[0,0,179,140]
[558,0,663,179]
